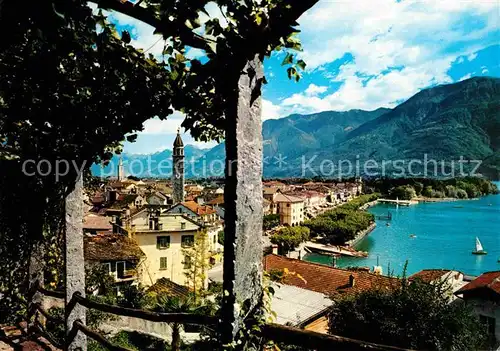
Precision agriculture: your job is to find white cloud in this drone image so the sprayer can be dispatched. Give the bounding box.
[276,57,455,113]
[482,67,489,74]
[304,84,328,96]
[459,73,472,81]
[262,99,283,120]
[467,52,478,61]
[298,0,498,72]
[269,0,498,115]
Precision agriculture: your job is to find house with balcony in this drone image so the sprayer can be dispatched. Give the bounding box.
[166,201,223,252]
[455,271,500,344]
[84,234,145,293]
[112,209,218,287]
[409,269,467,301]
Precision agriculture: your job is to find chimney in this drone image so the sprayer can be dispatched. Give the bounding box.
[349,274,355,287]
[272,244,279,255]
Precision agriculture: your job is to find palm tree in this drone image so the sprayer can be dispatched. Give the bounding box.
[154,294,200,351]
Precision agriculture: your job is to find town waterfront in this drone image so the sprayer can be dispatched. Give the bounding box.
[304,182,500,277]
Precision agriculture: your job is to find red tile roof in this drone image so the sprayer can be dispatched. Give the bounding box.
[274,193,304,203]
[455,271,500,296]
[207,194,224,206]
[181,201,216,215]
[263,254,397,297]
[409,269,459,283]
[147,278,190,298]
[84,234,145,262]
[83,214,112,231]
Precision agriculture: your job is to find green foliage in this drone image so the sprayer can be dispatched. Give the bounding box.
[389,185,416,200]
[263,213,280,230]
[182,230,211,301]
[153,294,204,351]
[304,194,377,244]
[88,330,170,351]
[117,284,152,309]
[328,278,488,350]
[217,230,224,246]
[369,177,498,200]
[270,226,310,255]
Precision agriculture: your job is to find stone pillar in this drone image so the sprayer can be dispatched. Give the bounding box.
[65,176,86,350]
[222,54,264,343]
[28,243,44,328]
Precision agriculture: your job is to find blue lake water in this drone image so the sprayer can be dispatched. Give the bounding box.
[304,182,500,277]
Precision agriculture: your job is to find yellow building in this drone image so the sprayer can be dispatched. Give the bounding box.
[274,193,305,226]
[113,210,212,287]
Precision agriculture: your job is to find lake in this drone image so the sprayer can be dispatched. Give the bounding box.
[304,182,500,277]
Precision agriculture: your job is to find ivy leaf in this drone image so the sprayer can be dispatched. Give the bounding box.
[163,45,174,56]
[208,41,217,54]
[281,53,294,66]
[296,59,306,70]
[287,66,296,80]
[52,3,65,20]
[121,30,131,44]
[126,134,137,143]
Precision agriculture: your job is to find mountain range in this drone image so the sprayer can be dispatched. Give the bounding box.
[91,76,500,179]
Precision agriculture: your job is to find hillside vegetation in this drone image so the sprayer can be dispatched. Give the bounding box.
[93,77,500,179]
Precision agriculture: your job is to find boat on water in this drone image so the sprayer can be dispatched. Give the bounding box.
[472,237,487,255]
[386,222,391,227]
[409,234,416,238]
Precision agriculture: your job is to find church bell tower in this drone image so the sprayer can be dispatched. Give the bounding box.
[172,128,185,203]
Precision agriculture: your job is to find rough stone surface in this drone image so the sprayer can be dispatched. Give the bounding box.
[222,54,264,340]
[65,176,87,350]
[28,243,44,328]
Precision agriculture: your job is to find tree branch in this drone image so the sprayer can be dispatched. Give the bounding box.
[91,0,213,52]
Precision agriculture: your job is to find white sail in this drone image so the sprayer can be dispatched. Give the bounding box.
[475,237,484,252]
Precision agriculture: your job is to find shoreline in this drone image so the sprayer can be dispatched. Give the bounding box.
[347,222,377,248]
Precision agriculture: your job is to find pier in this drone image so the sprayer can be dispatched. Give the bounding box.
[378,198,418,206]
[375,211,392,220]
[305,241,368,258]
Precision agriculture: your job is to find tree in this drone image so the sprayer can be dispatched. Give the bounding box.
[117,284,152,310]
[153,295,200,351]
[270,226,309,256]
[422,185,433,198]
[390,185,416,200]
[263,214,280,230]
[182,230,211,302]
[0,0,174,321]
[328,278,487,350]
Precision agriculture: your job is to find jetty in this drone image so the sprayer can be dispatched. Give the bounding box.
[375,211,392,220]
[305,241,368,258]
[378,198,418,206]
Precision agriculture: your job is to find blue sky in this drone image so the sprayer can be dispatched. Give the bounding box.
[97,1,500,155]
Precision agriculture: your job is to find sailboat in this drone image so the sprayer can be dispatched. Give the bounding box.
[472,237,487,255]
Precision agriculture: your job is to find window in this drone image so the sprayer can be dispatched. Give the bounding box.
[182,235,195,247]
[480,315,496,336]
[287,204,290,207]
[181,222,186,230]
[116,261,125,279]
[101,263,112,275]
[213,235,216,244]
[184,255,192,269]
[157,236,170,249]
[160,257,168,270]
